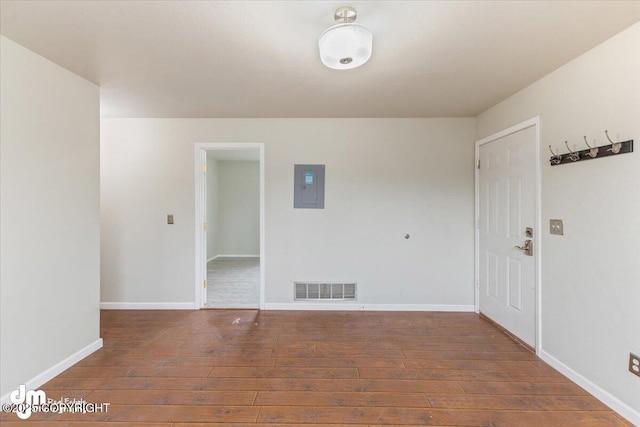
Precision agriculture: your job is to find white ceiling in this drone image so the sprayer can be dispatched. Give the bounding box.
[1,1,639,118]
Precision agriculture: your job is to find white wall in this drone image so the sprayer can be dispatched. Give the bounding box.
[206,155,219,260]
[217,161,260,256]
[0,36,101,398]
[100,119,476,307]
[476,22,640,420]
[205,158,260,259]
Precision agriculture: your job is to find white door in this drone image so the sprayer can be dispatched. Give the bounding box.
[478,125,536,347]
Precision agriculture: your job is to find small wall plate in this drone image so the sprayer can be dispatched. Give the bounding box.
[550,219,563,235]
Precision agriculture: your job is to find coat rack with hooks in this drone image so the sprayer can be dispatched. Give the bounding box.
[549,130,633,166]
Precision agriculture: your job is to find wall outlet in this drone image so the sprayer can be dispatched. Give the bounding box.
[550,219,564,235]
[630,353,640,377]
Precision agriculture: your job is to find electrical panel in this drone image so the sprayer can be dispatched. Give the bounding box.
[294,164,325,209]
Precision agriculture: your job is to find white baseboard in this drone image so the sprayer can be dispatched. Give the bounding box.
[264,303,475,312]
[1,338,103,404]
[216,254,260,258]
[539,349,640,426]
[100,302,195,310]
[207,254,259,262]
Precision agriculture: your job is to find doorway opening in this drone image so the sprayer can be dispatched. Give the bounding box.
[194,143,265,309]
[474,117,541,352]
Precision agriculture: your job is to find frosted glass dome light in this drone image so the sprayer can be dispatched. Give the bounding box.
[318,7,372,70]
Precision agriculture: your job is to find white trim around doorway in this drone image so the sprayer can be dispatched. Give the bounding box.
[474,116,542,354]
[194,142,266,310]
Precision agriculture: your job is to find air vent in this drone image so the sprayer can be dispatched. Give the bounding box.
[294,282,357,301]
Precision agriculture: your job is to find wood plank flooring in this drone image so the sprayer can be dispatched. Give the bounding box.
[0,310,631,426]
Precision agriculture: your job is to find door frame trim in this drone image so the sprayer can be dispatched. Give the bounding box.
[194,142,265,309]
[474,117,541,353]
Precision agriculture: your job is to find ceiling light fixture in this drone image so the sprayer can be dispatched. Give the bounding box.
[318,6,372,70]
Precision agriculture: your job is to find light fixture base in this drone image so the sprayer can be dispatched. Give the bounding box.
[334,6,357,23]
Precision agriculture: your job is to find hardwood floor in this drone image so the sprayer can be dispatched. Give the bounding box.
[1,310,631,426]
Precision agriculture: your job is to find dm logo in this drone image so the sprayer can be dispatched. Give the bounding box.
[10,385,46,419]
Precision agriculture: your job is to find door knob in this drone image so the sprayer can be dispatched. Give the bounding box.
[515,239,533,256]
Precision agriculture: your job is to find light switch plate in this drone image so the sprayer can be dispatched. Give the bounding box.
[630,353,640,378]
[550,219,563,235]
[167,214,174,225]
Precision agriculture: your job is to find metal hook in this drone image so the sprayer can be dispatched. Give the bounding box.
[605,130,614,144]
[564,141,580,162]
[605,130,622,154]
[564,141,574,153]
[584,136,598,158]
[549,145,562,165]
